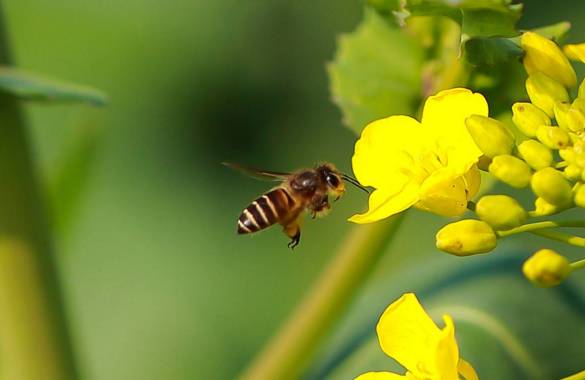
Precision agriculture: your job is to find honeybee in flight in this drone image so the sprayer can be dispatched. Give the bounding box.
[224,162,369,248]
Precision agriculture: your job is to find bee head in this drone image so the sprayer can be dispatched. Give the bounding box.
[316,163,345,199]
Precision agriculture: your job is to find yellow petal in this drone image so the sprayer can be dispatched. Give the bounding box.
[431,315,459,379]
[458,359,480,380]
[376,293,440,377]
[349,181,419,224]
[355,372,410,380]
[464,165,481,200]
[352,115,429,189]
[521,32,576,88]
[416,168,468,217]
[421,88,487,161]
[563,43,585,62]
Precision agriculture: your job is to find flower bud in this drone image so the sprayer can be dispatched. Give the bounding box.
[564,164,582,181]
[436,220,497,256]
[575,184,585,208]
[536,125,570,149]
[563,43,585,62]
[559,147,575,163]
[526,73,570,117]
[476,195,526,230]
[517,139,553,170]
[561,100,585,132]
[465,115,514,158]
[523,249,571,287]
[489,155,532,188]
[512,102,551,137]
[531,167,573,207]
[521,32,576,88]
[529,197,566,217]
[574,142,585,168]
[553,101,585,132]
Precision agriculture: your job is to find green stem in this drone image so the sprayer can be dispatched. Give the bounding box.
[238,214,405,380]
[530,230,585,248]
[570,258,585,271]
[0,3,78,379]
[496,221,585,238]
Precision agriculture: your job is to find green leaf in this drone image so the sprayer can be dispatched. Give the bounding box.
[328,11,423,135]
[395,0,522,39]
[0,67,107,106]
[463,37,523,66]
[526,21,571,43]
[47,124,102,236]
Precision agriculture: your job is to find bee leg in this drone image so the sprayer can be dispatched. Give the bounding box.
[284,223,301,249]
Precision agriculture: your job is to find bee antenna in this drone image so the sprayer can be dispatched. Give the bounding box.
[341,174,370,194]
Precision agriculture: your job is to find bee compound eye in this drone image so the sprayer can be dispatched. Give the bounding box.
[327,174,339,187]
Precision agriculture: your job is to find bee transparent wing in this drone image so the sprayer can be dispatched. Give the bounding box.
[222,162,290,181]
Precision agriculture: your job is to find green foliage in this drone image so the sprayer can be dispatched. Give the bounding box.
[393,0,522,40]
[0,67,107,106]
[328,11,423,135]
[463,37,522,66]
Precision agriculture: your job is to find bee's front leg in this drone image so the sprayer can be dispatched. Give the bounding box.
[310,195,330,219]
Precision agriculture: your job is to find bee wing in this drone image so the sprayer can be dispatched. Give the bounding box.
[222,162,290,181]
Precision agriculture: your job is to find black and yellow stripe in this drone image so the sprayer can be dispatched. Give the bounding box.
[237,188,296,234]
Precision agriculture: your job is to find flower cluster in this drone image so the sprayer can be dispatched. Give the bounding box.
[350,31,585,288]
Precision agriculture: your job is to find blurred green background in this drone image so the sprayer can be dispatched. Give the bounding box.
[5,0,585,379]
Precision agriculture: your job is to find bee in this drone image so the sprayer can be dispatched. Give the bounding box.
[224,162,369,249]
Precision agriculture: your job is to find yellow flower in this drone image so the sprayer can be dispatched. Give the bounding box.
[355,293,479,380]
[521,32,576,88]
[350,88,487,223]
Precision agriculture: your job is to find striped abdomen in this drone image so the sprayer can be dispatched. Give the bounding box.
[237,188,296,234]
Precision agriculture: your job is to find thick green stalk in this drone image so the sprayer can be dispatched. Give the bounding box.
[0,3,78,379]
[238,214,405,380]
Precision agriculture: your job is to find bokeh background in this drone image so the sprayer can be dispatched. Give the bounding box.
[5,0,585,379]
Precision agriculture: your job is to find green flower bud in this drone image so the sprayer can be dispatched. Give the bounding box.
[529,197,566,217]
[531,167,573,207]
[512,102,551,137]
[489,155,532,188]
[436,219,497,256]
[476,195,526,230]
[575,183,585,208]
[526,73,570,117]
[465,115,515,158]
[564,164,582,181]
[523,249,571,287]
[517,139,553,170]
[536,125,570,149]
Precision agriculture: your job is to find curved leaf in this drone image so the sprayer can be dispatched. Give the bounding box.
[328,11,423,135]
[0,67,107,106]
